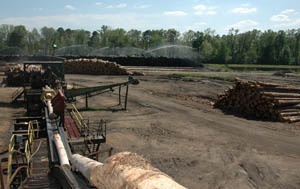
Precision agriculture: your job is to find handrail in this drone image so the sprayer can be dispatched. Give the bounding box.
[0,150,27,188]
[6,120,39,184]
[7,134,17,183]
[6,166,28,188]
[71,104,88,135]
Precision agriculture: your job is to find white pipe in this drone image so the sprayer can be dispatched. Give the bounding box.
[53,133,70,168]
[72,152,186,189]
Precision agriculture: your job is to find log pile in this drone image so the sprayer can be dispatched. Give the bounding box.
[64,58,140,75]
[214,79,300,123]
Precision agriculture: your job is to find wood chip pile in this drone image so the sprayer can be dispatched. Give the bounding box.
[214,79,300,123]
[64,58,133,75]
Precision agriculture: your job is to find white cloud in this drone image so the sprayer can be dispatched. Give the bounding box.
[164,11,187,16]
[107,3,127,9]
[206,11,216,15]
[186,22,207,31]
[64,5,76,10]
[281,9,295,14]
[194,5,207,10]
[135,5,150,9]
[95,2,103,6]
[232,7,257,14]
[274,18,300,28]
[228,20,258,29]
[0,13,168,32]
[270,14,290,22]
[193,4,217,15]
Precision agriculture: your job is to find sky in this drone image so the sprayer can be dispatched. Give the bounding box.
[0,0,299,35]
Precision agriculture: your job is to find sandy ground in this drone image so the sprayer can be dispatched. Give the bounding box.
[1,67,300,188]
[66,68,300,189]
[0,86,25,152]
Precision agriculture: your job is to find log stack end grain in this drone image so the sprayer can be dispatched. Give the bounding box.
[214,79,300,123]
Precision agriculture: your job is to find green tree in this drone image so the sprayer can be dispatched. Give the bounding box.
[182,30,196,46]
[73,30,90,45]
[0,24,14,49]
[127,29,142,47]
[165,29,180,44]
[192,32,204,51]
[41,27,56,55]
[7,25,27,48]
[99,25,110,47]
[259,30,277,65]
[280,45,292,65]
[201,40,214,62]
[26,28,41,54]
[106,28,128,48]
[88,31,100,48]
[216,40,229,64]
[293,29,300,65]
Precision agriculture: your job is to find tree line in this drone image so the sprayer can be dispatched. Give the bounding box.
[0,24,299,65]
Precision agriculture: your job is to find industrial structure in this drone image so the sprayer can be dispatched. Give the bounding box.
[0,60,186,188]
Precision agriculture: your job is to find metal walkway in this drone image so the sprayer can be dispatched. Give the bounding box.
[22,138,60,189]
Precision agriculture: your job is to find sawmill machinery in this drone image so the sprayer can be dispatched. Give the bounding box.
[64,76,139,109]
[9,61,139,110]
[0,60,186,189]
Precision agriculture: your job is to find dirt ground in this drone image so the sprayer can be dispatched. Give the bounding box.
[1,67,300,188]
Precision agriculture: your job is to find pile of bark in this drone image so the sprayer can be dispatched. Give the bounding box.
[64,58,142,75]
[214,78,300,123]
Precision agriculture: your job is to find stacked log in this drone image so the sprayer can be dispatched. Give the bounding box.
[64,58,133,75]
[214,79,300,123]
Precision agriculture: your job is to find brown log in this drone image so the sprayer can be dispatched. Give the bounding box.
[215,79,300,122]
[276,100,300,107]
[277,109,300,113]
[262,92,300,98]
[273,98,300,101]
[259,87,300,93]
[276,104,300,110]
[281,116,300,123]
[279,112,300,117]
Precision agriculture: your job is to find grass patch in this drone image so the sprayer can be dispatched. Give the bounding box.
[205,64,234,72]
[171,73,235,82]
[205,64,300,72]
[227,64,300,69]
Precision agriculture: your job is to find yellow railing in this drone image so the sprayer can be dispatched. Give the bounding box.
[7,135,16,184]
[71,104,88,132]
[7,120,39,184]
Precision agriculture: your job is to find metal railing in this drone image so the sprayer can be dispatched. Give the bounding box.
[71,104,88,135]
[0,151,29,189]
[70,104,107,156]
[6,120,39,185]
